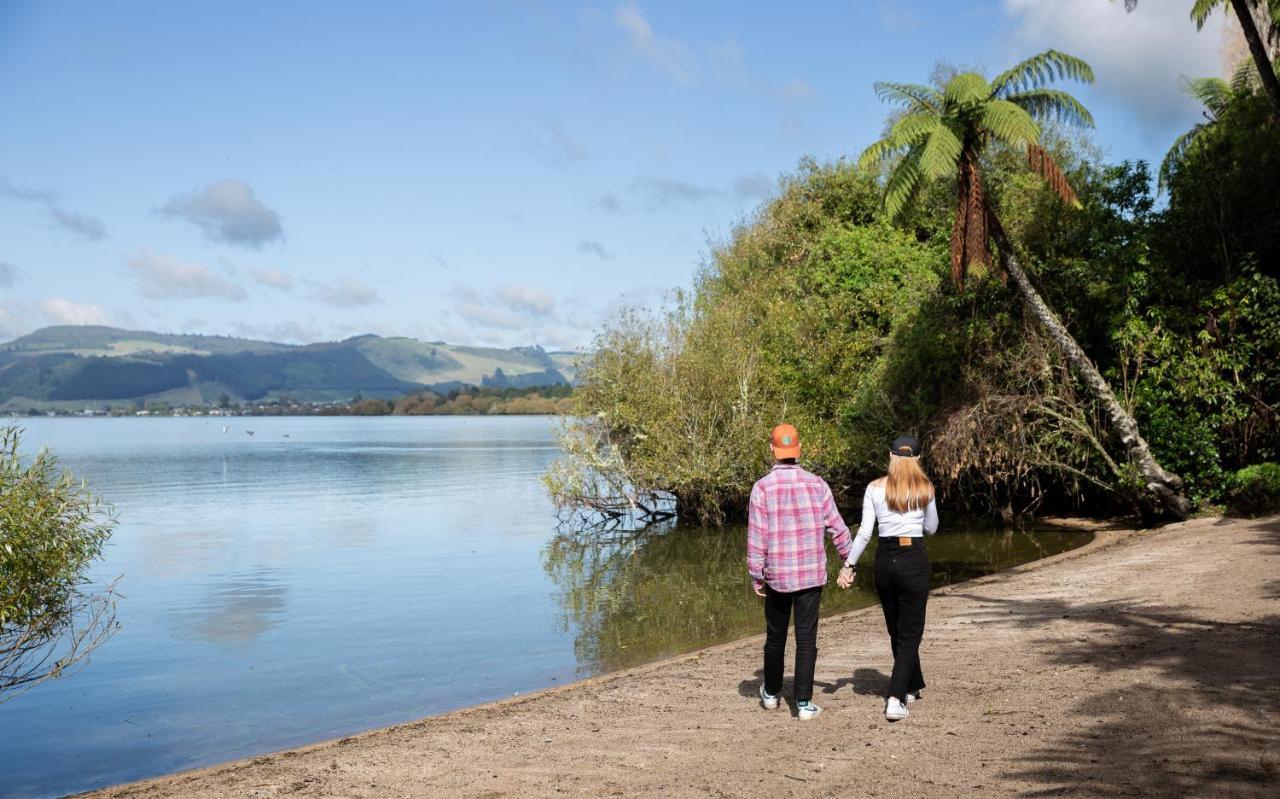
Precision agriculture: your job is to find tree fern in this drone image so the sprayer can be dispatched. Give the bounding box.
[1159,125,1208,191]
[1005,88,1096,127]
[873,81,942,111]
[883,146,925,221]
[979,100,1042,147]
[943,73,992,106]
[990,49,1095,95]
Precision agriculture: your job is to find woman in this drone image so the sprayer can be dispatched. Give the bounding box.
[836,434,938,721]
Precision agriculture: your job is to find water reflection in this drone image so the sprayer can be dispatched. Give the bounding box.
[171,567,289,645]
[544,522,1094,673]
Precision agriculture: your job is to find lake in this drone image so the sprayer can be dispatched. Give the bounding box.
[0,416,1092,798]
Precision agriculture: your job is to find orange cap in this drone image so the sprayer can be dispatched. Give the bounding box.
[770,423,801,459]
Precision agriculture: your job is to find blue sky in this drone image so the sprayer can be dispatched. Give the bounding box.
[0,1,1227,349]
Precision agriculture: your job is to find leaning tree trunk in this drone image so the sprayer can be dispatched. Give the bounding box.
[989,218,1191,520]
[1229,0,1280,121]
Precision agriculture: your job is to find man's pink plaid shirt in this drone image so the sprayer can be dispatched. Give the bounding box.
[747,464,852,593]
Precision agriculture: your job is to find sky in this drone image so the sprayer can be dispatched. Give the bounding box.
[0,0,1228,350]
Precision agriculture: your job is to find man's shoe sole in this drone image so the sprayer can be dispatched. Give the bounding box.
[797,707,822,720]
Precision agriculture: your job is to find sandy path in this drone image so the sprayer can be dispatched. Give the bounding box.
[80,515,1280,798]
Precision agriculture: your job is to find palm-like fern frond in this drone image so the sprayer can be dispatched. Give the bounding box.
[991,49,1095,95]
[1159,124,1208,191]
[858,136,905,170]
[873,81,942,111]
[1185,76,1233,115]
[943,73,992,106]
[1005,88,1096,127]
[1191,0,1227,30]
[979,100,1042,147]
[1230,58,1259,93]
[883,145,926,221]
[917,126,964,181]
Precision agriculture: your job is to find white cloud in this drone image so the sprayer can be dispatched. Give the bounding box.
[249,267,293,291]
[48,206,107,241]
[0,262,17,288]
[126,251,248,301]
[495,284,555,316]
[615,3,693,82]
[161,179,284,248]
[307,277,381,308]
[1003,0,1225,132]
[38,297,111,326]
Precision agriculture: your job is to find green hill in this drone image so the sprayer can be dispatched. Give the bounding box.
[0,326,584,409]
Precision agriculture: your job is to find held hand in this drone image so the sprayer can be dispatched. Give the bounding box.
[836,566,855,590]
[753,581,767,597]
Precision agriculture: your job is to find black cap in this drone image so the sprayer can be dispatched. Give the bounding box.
[890,434,920,458]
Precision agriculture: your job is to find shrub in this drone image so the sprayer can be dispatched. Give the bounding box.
[0,426,118,701]
[1227,463,1280,516]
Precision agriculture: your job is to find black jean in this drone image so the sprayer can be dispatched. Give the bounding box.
[763,584,822,703]
[874,541,930,701]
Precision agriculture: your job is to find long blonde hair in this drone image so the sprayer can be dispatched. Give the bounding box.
[884,453,935,512]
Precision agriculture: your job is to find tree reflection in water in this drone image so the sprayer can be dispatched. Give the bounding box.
[543,520,1094,675]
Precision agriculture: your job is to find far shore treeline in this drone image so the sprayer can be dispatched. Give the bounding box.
[545,51,1280,526]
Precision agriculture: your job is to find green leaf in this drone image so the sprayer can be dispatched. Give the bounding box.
[1190,0,1225,30]
[943,73,992,107]
[991,49,1095,95]
[917,126,963,181]
[1005,88,1095,127]
[979,99,1041,147]
[872,82,942,111]
[883,146,925,220]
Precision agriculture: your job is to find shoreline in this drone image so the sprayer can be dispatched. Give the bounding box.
[77,515,1279,798]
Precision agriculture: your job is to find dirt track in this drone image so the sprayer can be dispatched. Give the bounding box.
[81,515,1280,798]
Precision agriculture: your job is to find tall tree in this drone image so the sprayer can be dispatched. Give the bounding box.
[1125,0,1280,120]
[859,50,1192,519]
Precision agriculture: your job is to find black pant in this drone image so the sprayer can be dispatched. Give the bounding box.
[874,541,929,701]
[763,585,822,703]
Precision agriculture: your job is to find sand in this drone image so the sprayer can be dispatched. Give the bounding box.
[79,514,1280,798]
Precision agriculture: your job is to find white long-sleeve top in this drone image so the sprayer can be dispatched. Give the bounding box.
[844,479,939,566]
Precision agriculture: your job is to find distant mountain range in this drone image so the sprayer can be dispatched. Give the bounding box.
[0,326,584,409]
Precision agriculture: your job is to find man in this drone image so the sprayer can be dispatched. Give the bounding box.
[748,423,853,720]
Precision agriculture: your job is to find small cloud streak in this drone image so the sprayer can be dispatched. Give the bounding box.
[615,3,693,82]
[577,240,611,259]
[531,120,590,168]
[734,173,775,200]
[38,297,112,326]
[0,175,56,203]
[631,176,720,209]
[0,262,17,288]
[781,79,816,101]
[49,207,108,241]
[307,277,381,308]
[161,179,284,248]
[495,284,555,316]
[249,267,293,291]
[126,251,248,301]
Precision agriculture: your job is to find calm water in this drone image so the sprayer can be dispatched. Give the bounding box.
[0,417,1092,798]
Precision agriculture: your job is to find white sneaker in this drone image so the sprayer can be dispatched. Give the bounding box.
[885,697,909,721]
[797,701,822,720]
[905,691,921,704]
[759,684,780,710]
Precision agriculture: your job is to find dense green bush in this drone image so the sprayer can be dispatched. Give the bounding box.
[1227,463,1280,516]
